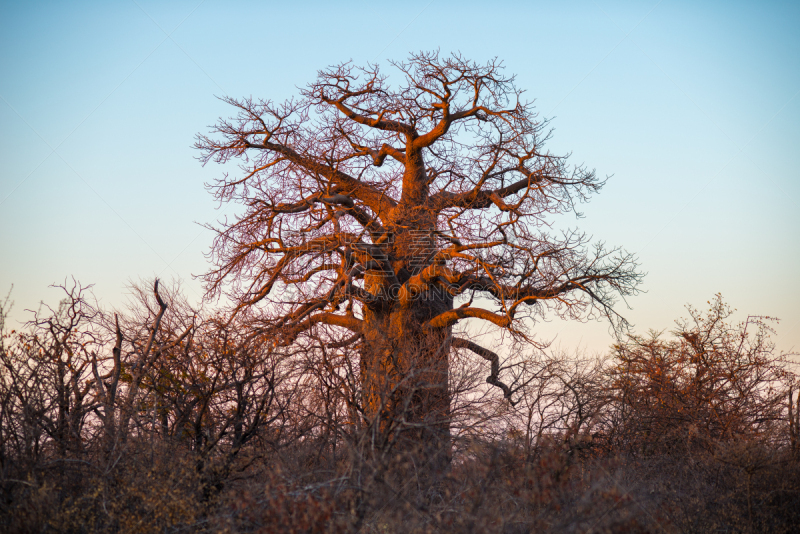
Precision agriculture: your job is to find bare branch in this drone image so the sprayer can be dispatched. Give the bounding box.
[452,337,517,405]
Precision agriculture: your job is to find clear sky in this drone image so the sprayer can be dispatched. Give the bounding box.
[1,0,798,356]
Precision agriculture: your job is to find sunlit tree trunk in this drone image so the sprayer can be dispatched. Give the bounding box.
[361,280,453,469]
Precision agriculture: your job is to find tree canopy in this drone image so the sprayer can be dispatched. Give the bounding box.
[196,51,642,463]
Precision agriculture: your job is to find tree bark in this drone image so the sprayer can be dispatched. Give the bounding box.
[361,297,452,471]
[360,212,453,471]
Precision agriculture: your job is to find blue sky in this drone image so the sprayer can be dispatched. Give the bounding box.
[1,0,798,355]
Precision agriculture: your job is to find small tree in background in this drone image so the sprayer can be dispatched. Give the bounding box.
[607,294,794,454]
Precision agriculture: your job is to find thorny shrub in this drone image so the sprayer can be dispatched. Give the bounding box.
[1,285,798,533]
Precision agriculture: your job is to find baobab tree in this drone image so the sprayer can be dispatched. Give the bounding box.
[196,52,641,468]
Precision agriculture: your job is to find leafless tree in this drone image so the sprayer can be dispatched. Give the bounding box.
[196,51,641,467]
[606,294,796,454]
[0,281,100,474]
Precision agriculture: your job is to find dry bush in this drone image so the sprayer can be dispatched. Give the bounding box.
[604,295,795,456]
[2,285,799,533]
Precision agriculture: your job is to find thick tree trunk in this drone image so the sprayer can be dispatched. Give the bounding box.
[360,274,453,473]
[357,187,454,472]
